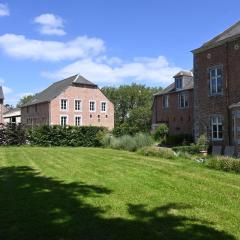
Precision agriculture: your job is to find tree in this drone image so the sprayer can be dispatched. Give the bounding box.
[16,95,34,108]
[102,84,162,135]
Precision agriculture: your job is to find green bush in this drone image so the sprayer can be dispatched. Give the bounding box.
[196,134,209,151]
[153,124,169,143]
[28,125,106,147]
[134,132,154,148]
[165,134,193,147]
[172,144,201,154]
[138,146,176,159]
[206,156,240,174]
[0,123,26,145]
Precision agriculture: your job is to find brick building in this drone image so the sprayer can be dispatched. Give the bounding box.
[152,71,194,136]
[21,75,114,129]
[193,21,240,153]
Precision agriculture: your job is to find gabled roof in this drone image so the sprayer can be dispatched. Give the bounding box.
[154,71,193,96]
[0,86,4,99]
[22,75,97,107]
[193,21,240,53]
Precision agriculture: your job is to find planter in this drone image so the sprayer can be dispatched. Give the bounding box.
[200,150,208,156]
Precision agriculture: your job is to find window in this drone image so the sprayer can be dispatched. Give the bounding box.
[179,92,189,108]
[75,100,82,111]
[89,101,96,112]
[60,116,68,126]
[175,77,182,89]
[61,99,67,111]
[35,104,38,112]
[75,116,82,126]
[27,106,29,113]
[210,67,222,95]
[101,102,107,112]
[163,95,169,109]
[211,115,223,141]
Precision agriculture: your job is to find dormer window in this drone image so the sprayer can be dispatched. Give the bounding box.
[175,77,183,90]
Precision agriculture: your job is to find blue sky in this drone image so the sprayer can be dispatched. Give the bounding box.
[0,0,239,105]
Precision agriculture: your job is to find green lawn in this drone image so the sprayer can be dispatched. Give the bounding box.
[0,147,239,240]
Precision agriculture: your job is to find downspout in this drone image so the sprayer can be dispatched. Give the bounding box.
[225,42,231,145]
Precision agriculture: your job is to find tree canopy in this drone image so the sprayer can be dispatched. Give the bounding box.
[102,84,162,135]
[16,95,34,108]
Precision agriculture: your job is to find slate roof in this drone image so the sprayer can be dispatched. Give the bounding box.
[154,71,194,96]
[22,75,97,107]
[3,107,21,116]
[193,21,240,53]
[0,86,4,99]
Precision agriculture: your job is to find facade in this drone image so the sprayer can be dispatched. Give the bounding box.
[152,71,194,136]
[193,21,240,153]
[3,108,21,124]
[21,75,114,129]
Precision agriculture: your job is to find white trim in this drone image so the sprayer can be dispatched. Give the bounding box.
[211,115,223,141]
[100,101,107,112]
[60,115,68,126]
[74,115,82,126]
[74,99,82,112]
[89,100,96,112]
[60,99,68,111]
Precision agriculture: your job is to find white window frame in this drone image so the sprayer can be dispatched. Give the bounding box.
[89,100,96,112]
[179,92,189,109]
[211,115,223,141]
[175,77,183,90]
[60,115,68,127]
[101,101,107,112]
[210,67,222,95]
[74,99,82,112]
[162,95,169,109]
[60,99,68,111]
[74,115,82,126]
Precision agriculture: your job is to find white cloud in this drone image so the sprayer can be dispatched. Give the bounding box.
[43,56,181,86]
[0,78,13,95]
[0,32,182,86]
[34,13,66,36]
[0,34,105,61]
[0,3,9,17]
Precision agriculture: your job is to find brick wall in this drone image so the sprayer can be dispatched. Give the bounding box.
[152,89,194,136]
[193,38,240,146]
[50,85,114,130]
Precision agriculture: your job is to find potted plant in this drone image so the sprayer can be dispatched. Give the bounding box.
[197,134,209,156]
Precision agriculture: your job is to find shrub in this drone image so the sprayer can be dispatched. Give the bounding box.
[196,134,209,151]
[165,134,193,147]
[172,144,201,154]
[153,124,169,143]
[103,132,153,152]
[134,132,154,149]
[0,123,26,145]
[138,146,176,159]
[206,156,240,174]
[28,125,106,147]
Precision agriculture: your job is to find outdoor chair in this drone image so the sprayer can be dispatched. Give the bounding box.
[212,146,222,156]
[224,146,235,157]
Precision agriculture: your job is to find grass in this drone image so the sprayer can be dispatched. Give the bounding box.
[0,147,239,240]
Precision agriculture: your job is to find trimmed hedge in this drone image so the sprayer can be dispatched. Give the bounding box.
[0,123,26,145]
[206,156,240,174]
[165,134,193,147]
[28,125,106,147]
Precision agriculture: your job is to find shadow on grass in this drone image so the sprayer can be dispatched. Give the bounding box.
[0,166,236,240]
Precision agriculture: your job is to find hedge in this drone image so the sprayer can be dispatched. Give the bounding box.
[28,125,106,147]
[172,144,202,154]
